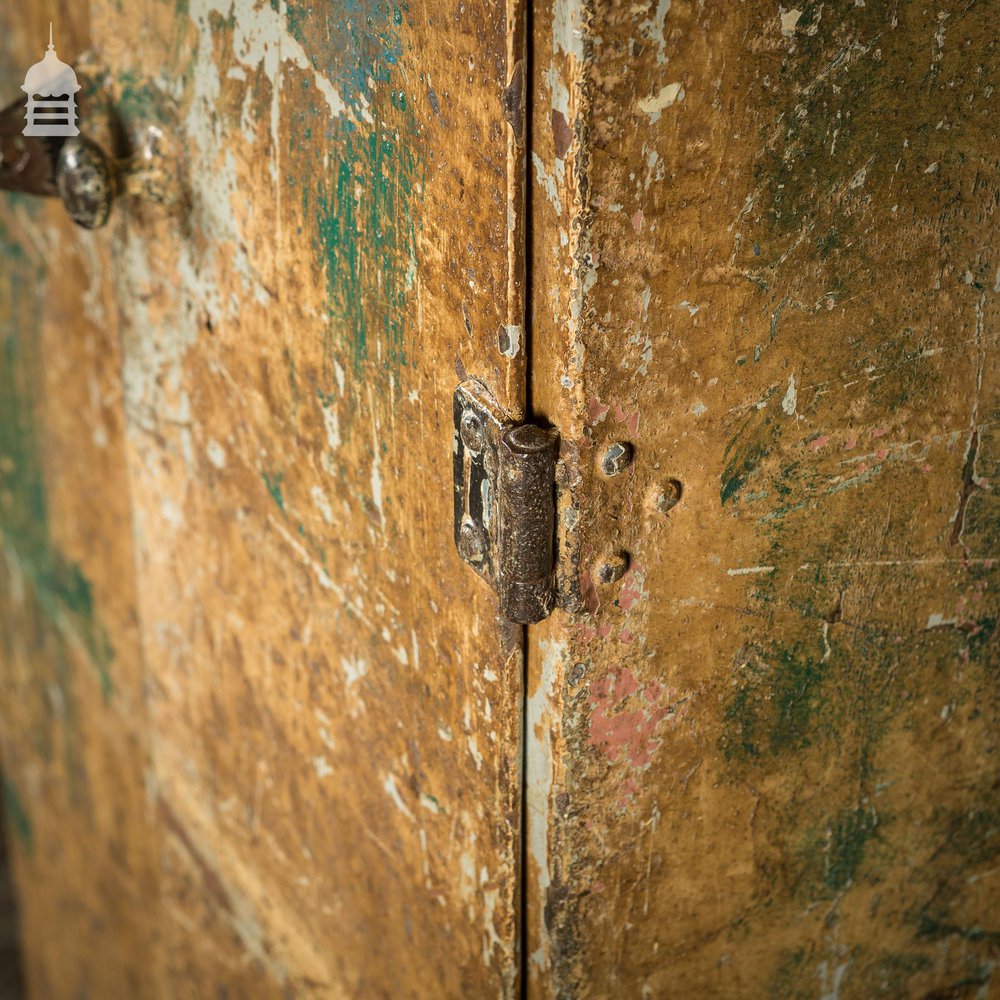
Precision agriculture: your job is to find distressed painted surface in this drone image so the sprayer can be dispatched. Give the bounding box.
[530,1,999,996]
[0,206,165,997]
[2,0,525,995]
[0,12,165,993]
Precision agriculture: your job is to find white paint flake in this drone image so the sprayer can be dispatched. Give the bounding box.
[310,485,334,524]
[638,82,685,122]
[321,402,341,451]
[500,324,523,358]
[727,565,776,576]
[781,374,798,415]
[639,0,672,65]
[532,152,562,215]
[206,438,227,468]
[341,655,367,686]
[527,638,565,975]
[383,773,415,821]
[552,0,585,60]
[312,756,333,779]
[780,7,803,35]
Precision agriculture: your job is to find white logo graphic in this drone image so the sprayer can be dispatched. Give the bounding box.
[22,24,80,137]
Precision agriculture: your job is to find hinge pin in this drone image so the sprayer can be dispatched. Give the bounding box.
[453,382,560,624]
[497,424,559,623]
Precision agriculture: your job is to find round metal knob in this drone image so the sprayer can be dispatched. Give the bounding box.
[0,66,176,231]
[55,136,114,230]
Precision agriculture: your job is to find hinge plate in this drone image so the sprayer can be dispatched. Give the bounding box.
[453,381,559,624]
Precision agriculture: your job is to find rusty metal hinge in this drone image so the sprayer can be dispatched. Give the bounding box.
[453,381,559,624]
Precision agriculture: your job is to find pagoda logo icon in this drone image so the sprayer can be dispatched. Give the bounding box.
[22,24,80,137]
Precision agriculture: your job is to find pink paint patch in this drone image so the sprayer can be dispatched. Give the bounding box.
[577,621,614,645]
[588,666,687,768]
[617,776,641,808]
[857,463,868,474]
[644,680,663,703]
[843,437,857,450]
[922,464,933,473]
[617,568,645,611]
[614,403,640,437]
[876,448,888,460]
[632,211,643,233]
[872,426,889,439]
[588,396,611,425]
[809,435,830,452]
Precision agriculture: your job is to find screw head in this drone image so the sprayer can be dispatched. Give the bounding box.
[595,550,629,584]
[460,409,486,453]
[599,441,634,477]
[651,479,683,513]
[458,521,486,563]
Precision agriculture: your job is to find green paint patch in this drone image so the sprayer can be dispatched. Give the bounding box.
[933,804,1000,870]
[722,641,827,760]
[856,953,932,997]
[714,4,1000,977]
[313,117,420,378]
[0,223,114,703]
[721,412,781,506]
[282,0,423,385]
[283,0,405,110]
[825,804,878,891]
[2,776,33,852]
[284,347,300,409]
[913,912,1000,948]
[768,947,814,1000]
[116,69,174,128]
[262,471,285,511]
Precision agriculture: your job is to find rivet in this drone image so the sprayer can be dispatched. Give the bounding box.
[458,521,486,563]
[595,550,629,584]
[599,441,634,477]
[460,409,486,453]
[652,479,683,513]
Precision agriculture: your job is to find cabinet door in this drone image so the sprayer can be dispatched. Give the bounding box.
[0,1,526,996]
[528,1,999,997]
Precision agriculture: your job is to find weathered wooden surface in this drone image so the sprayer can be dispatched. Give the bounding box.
[1,0,526,995]
[530,0,999,996]
[0,15,165,997]
[0,205,165,998]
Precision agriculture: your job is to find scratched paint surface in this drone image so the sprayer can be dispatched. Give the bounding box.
[530,1,998,996]
[2,0,525,995]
